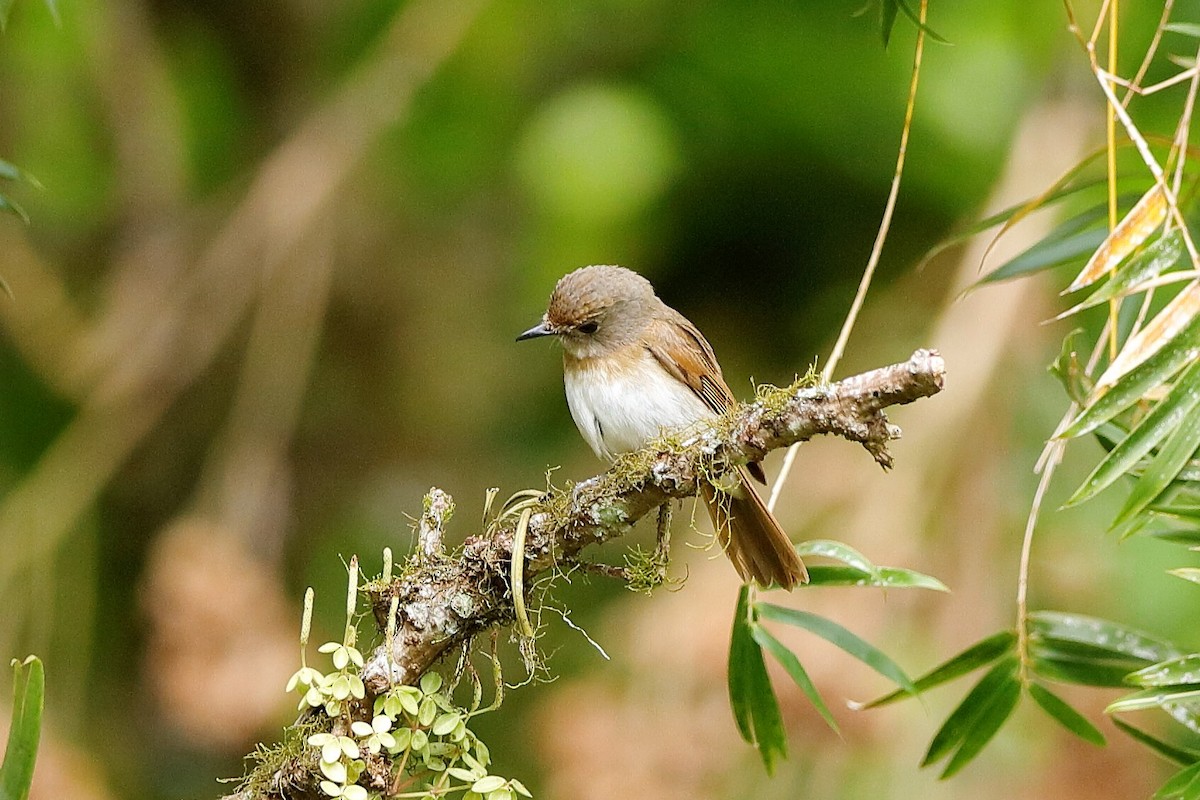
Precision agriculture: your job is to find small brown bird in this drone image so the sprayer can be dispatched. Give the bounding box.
[517,265,807,589]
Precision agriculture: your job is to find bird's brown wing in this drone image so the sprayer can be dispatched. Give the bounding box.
[644,310,768,484]
[644,310,736,416]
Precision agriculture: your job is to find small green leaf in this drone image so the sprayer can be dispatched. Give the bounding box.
[727,585,756,743]
[1067,357,1200,507]
[471,776,507,794]
[1059,314,1200,439]
[983,205,1109,284]
[751,624,840,735]
[1031,653,1140,687]
[1066,231,1185,316]
[1029,611,1180,664]
[727,585,787,773]
[1049,330,1093,405]
[879,0,898,47]
[1166,23,1200,37]
[1029,612,1177,687]
[1111,716,1200,766]
[0,656,44,800]
[861,630,1016,708]
[1130,655,1200,687]
[931,172,1107,274]
[940,669,1022,779]
[757,603,915,695]
[1156,762,1200,800]
[1027,682,1106,745]
[795,539,876,573]
[432,713,460,736]
[1107,685,1200,714]
[893,0,949,44]
[1165,703,1200,738]
[801,565,947,591]
[1170,568,1200,586]
[1113,407,1200,527]
[921,657,1019,774]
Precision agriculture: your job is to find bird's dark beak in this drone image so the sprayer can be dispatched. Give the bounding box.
[516,321,555,342]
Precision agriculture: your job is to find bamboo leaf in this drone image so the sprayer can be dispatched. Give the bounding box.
[1066,357,1200,507]
[1112,716,1200,766]
[879,0,898,47]
[727,585,756,743]
[0,656,44,800]
[1057,230,1186,319]
[1096,281,1200,392]
[794,539,876,574]
[1030,653,1137,687]
[1108,685,1200,713]
[872,566,948,591]
[1067,183,1167,292]
[1113,404,1200,527]
[1157,763,1200,799]
[1166,23,1200,38]
[925,172,1106,273]
[1049,329,1094,405]
[1170,568,1200,586]
[1059,314,1200,438]
[1029,611,1180,663]
[1131,655,1200,688]
[757,603,915,695]
[893,0,948,44]
[921,658,1019,772]
[1027,682,1106,745]
[983,221,1108,285]
[727,585,787,773]
[1166,703,1200,738]
[752,624,840,735]
[939,670,1021,779]
[860,630,1016,709]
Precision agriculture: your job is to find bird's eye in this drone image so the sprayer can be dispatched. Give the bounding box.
[578,320,599,334]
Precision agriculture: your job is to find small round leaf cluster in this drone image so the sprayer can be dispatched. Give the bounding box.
[286,635,366,717]
[368,672,532,800]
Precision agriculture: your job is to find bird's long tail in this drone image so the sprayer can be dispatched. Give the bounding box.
[702,466,808,590]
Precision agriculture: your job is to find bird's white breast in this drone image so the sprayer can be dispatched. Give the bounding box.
[564,349,717,461]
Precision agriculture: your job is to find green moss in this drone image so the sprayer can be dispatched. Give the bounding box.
[231,714,325,798]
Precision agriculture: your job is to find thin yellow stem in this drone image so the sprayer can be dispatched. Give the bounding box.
[768,0,928,512]
[1015,444,1061,681]
[1124,0,1175,104]
[1106,0,1119,360]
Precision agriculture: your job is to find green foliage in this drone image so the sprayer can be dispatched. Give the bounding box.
[920,657,1021,779]
[795,539,947,591]
[263,558,530,800]
[727,585,787,774]
[0,656,43,800]
[726,539,941,771]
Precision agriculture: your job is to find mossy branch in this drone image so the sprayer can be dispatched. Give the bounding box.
[223,349,944,800]
[359,348,945,691]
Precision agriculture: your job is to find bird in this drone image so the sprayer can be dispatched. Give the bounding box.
[516,264,807,589]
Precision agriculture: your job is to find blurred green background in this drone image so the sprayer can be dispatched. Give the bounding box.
[1,0,1198,798]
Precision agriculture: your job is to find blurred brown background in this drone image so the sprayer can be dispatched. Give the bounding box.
[1,0,1197,797]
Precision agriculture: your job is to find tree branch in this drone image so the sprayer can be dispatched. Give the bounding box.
[225,349,944,799]
[360,348,945,691]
